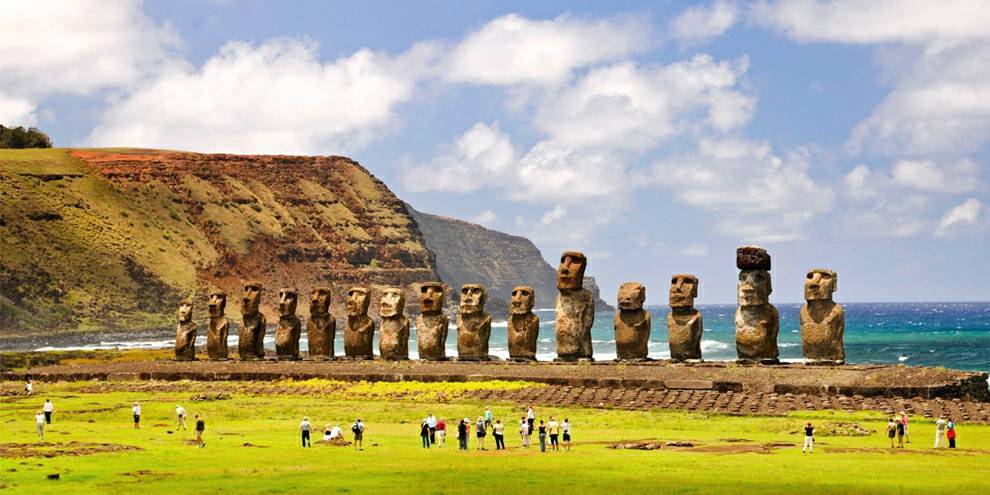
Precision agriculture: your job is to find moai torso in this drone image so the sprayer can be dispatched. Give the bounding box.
[307,287,336,359]
[175,299,197,361]
[274,288,302,360]
[457,284,491,360]
[667,274,703,361]
[238,283,267,360]
[555,251,595,360]
[343,287,375,359]
[416,283,448,360]
[800,269,845,363]
[507,286,540,361]
[379,287,410,360]
[734,247,779,363]
[614,282,651,360]
[206,292,229,360]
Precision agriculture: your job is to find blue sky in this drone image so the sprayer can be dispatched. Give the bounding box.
[2,0,988,304]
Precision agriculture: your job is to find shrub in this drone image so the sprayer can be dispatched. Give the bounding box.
[0,125,53,148]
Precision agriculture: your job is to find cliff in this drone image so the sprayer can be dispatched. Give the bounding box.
[407,205,612,311]
[0,148,438,334]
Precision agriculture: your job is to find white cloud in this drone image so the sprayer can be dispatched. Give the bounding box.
[442,13,651,87]
[670,1,738,45]
[843,165,877,199]
[89,38,435,154]
[890,159,983,193]
[402,122,516,193]
[680,244,711,257]
[0,0,177,123]
[471,210,497,225]
[0,93,36,126]
[935,198,983,236]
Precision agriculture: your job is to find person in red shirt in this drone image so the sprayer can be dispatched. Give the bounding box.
[436,417,447,447]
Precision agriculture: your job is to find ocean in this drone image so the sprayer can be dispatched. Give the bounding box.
[32,302,990,373]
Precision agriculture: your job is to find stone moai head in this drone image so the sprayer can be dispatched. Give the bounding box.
[510,285,535,315]
[208,292,227,317]
[737,246,772,307]
[380,287,405,318]
[557,251,587,290]
[460,284,487,315]
[669,274,699,309]
[346,287,370,317]
[242,283,263,315]
[178,299,193,323]
[617,282,646,311]
[804,269,837,301]
[310,287,332,316]
[418,282,445,314]
[278,288,298,317]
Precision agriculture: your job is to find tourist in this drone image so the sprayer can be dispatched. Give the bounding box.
[436,417,446,447]
[330,423,343,440]
[194,414,205,448]
[896,416,905,448]
[947,418,956,448]
[35,410,45,441]
[886,418,897,448]
[548,416,560,451]
[132,402,141,429]
[324,423,334,442]
[802,422,814,453]
[300,417,312,447]
[561,418,571,451]
[457,418,469,451]
[24,380,33,396]
[934,416,946,448]
[527,405,536,434]
[900,411,910,443]
[352,419,365,450]
[476,416,487,450]
[426,412,437,445]
[484,406,494,431]
[493,419,505,450]
[519,416,530,448]
[537,420,547,452]
[176,404,187,430]
[43,399,54,425]
[420,420,431,449]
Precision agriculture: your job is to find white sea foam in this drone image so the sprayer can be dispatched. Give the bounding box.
[700,340,729,352]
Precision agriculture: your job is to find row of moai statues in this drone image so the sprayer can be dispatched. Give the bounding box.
[175,247,845,364]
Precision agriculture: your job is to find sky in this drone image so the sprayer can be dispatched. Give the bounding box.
[1,0,988,304]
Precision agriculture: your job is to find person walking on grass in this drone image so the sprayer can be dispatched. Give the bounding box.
[484,406,494,431]
[194,414,205,448]
[934,416,946,448]
[947,418,956,448]
[519,416,530,448]
[526,405,536,434]
[176,404,187,430]
[25,380,33,396]
[886,418,897,448]
[352,419,365,450]
[436,417,446,447]
[493,419,505,450]
[548,416,560,451]
[899,412,910,444]
[132,402,141,429]
[35,410,45,441]
[43,399,54,425]
[537,420,547,453]
[896,416,905,448]
[457,418,469,451]
[802,422,814,453]
[476,416,487,450]
[300,417,312,447]
[426,412,437,445]
[561,418,572,451]
[420,420,431,449]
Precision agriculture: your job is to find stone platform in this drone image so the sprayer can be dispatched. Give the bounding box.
[5,359,988,401]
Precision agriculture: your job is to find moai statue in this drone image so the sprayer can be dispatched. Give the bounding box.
[206,291,230,360]
[667,274,703,362]
[175,299,197,361]
[555,251,595,361]
[507,285,540,361]
[456,284,492,361]
[734,246,779,364]
[800,269,845,364]
[416,282,449,360]
[343,287,374,359]
[307,287,335,359]
[614,282,651,361]
[238,283,267,360]
[274,288,302,360]
[379,287,410,360]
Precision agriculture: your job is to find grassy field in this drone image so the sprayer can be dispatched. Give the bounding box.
[1,380,988,494]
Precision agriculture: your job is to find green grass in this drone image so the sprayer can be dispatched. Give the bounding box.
[1,380,988,494]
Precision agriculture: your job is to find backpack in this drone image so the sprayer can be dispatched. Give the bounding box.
[351,423,360,434]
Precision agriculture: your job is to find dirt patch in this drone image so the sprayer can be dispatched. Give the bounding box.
[241,442,268,448]
[122,469,174,480]
[690,442,793,455]
[0,442,142,458]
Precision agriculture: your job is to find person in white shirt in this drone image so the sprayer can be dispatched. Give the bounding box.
[426,413,437,445]
[352,419,365,450]
[325,423,343,441]
[35,410,45,440]
[519,416,530,447]
[526,406,535,434]
[561,418,572,451]
[300,417,312,447]
[176,405,187,430]
[132,402,141,429]
[43,399,55,425]
[25,380,33,395]
[934,416,947,448]
[493,419,506,450]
